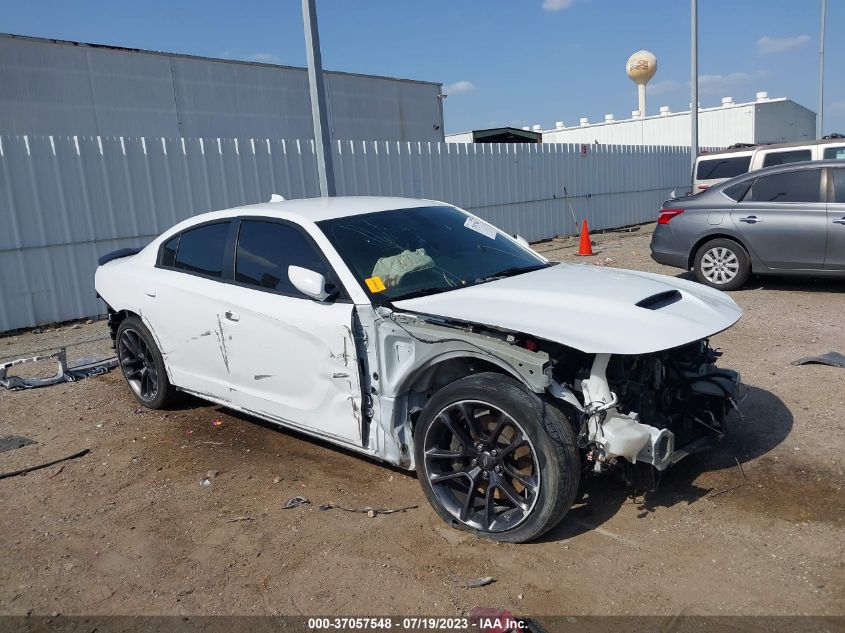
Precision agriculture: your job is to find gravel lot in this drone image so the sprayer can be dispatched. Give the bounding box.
[1,223,843,617]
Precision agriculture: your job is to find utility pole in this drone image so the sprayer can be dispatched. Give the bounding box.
[690,0,699,190]
[818,0,827,138]
[302,0,336,196]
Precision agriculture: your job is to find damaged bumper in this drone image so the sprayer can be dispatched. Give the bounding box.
[0,348,118,390]
[550,349,742,472]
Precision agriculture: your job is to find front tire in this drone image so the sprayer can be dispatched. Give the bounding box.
[693,238,750,290]
[115,316,176,409]
[414,372,580,543]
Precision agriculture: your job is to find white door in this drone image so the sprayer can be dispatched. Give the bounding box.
[142,220,236,401]
[220,219,363,445]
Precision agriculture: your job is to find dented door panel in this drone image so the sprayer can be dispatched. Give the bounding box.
[221,284,363,445]
[139,267,233,401]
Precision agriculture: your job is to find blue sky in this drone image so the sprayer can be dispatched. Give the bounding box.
[3,0,843,135]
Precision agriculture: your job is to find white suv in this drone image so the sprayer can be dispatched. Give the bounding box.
[693,135,845,193]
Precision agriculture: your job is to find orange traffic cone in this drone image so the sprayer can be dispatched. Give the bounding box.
[576,219,594,256]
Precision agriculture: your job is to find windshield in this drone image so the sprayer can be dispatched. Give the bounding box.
[317,206,549,302]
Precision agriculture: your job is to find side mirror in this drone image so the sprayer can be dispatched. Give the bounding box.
[288,266,337,301]
[513,234,530,248]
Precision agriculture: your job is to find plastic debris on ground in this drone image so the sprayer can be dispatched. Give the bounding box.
[317,502,418,515]
[282,496,311,509]
[791,351,845,369]
[0,435,36,453]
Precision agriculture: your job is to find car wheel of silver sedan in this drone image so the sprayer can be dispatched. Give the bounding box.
[693,238,750,291]
[116,316,177,409]
[414,372,580,543]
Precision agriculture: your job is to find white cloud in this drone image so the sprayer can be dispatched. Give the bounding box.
[757,34,810,54]
[648,79,684,96]
[698,70,769,95]
[444,80,476,95]
[542,0,575,11]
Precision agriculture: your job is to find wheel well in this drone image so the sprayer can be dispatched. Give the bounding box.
[106,307,139,348]
[403,357,516,430]
[687,233,749,270]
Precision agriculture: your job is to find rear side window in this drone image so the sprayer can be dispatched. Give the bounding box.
[173,222,231,278]
[696,156,751,180]
[235,220,327,296]
[761,149,811,168]
[746,169,821,203]
[832,169,845,204]
[823,146,845,160]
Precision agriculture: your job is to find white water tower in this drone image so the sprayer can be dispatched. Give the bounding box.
[626,50,657,117]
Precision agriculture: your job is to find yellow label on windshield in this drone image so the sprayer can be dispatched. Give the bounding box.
[365,276,387,293]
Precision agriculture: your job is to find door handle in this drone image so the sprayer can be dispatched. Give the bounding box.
[144,288,156,297]
[224,310,240,322]
[739,215,763,224]
[834,217,845,225]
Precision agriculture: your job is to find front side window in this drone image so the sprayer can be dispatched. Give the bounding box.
[318,206,548,302]
[761,149,811,168]
[235,220,328,296]
[173,222,231,278]
[746,169,821,203]
[823,146,845,160]
[696,155,751,180]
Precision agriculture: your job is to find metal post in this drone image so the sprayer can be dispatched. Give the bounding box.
[818,0,827,138]
[302,0,336,197]
[690,0,699,190]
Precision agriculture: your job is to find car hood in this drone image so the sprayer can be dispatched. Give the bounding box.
[392,264,742,354]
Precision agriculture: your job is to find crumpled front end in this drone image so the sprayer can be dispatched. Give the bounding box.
[548,339,743,478]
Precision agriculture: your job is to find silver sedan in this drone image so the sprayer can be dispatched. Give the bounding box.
[650,160,845,290]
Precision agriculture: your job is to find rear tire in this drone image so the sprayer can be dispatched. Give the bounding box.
[414,372,580,543]
[115,316,176,409]
[693,238,750,290]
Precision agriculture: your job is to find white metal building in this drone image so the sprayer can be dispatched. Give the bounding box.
[539,93,815,148]
[0,33,445,142]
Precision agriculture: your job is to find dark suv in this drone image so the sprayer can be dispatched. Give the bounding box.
[650,160,845,290]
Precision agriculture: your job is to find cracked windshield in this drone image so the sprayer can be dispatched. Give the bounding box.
[318,205,549,301]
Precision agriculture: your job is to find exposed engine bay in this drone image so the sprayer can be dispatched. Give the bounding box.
[551,340,741,479]
[385,311,742,481]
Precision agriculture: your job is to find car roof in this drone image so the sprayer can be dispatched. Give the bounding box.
[736,158,843,179]
[178,196,446,227]
[699,137,845,157]
[701,159,844,196]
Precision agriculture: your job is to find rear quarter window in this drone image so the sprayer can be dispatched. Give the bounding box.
[832,169,845,203]
[160,235,180,267]
[722,181,753,202]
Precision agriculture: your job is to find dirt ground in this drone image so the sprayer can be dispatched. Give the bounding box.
[1,224,843,618]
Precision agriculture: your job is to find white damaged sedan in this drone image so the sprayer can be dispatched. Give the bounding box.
[96,197,742,542]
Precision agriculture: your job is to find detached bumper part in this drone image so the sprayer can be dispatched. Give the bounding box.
[0,348,118,390]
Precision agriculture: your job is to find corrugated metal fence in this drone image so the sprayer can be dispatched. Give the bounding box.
[0,135,693,332]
